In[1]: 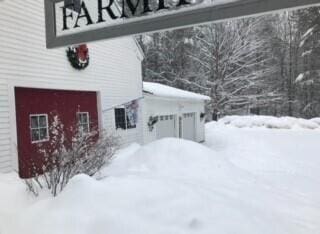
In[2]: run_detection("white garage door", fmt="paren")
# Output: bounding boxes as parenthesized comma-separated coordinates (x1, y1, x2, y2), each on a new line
(156, 115, 176, 139)
(182, 113, 196, 141)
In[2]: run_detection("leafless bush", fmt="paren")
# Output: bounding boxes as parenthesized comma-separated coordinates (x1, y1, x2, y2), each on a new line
(25, 115, 119, 197)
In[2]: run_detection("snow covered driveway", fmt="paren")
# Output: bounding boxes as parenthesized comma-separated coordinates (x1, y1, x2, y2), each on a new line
(205, 122, 320, 233)
(1, 120, 320, 234)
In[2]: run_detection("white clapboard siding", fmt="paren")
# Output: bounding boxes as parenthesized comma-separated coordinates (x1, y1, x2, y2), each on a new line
(0, 0, 144, 173)
(0, 150, 11, 158)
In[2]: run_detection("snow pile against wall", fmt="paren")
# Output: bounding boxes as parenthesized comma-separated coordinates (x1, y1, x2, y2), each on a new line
(1, 125, 320, 234)
(0, 140, 235, 234)
(219, 115, 320, 129)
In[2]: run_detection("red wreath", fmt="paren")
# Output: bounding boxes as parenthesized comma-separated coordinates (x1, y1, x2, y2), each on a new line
(66, 44, 89, 70)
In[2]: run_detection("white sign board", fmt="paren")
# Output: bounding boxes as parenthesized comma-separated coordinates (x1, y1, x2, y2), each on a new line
(45, 0, 320, 48)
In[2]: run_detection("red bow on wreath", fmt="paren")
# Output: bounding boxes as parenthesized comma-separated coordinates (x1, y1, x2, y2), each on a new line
(66, 44, 90, 70)
(76, 44, 89, 62)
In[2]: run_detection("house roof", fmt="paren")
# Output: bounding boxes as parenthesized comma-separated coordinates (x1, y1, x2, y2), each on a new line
(143, 82, 211, 101)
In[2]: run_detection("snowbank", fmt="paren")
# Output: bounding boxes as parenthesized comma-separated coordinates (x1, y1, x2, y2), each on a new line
(311, 117, 320, 125)
(219, 115, 320, 129)
(1, 125, 320, 234)
(0, 139, 238, 234)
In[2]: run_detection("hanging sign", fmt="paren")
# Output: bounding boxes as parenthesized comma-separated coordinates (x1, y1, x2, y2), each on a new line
(125, 100, 139, 126)
(45, 0, 320, 48)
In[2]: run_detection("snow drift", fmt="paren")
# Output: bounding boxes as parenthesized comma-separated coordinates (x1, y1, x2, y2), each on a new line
(219, 115, 320, 129)
(1, 121, 320, 234)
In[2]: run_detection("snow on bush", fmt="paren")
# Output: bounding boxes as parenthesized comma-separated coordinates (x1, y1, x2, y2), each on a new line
(219, 115, 320, 129)
(25, 115, 119, 197)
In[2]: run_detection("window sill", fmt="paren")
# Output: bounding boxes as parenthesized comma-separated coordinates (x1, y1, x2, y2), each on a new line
(116, 127, 137, 131)
(31, 138, 50, 144)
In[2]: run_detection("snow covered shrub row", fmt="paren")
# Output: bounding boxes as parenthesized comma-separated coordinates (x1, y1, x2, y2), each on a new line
(219, 115, 320, 130)
(25, 116, 119, 197)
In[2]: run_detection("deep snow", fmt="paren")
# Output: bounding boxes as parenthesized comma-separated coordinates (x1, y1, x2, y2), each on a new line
(1, 117, 320, 234)
(219, 115, 320, 129)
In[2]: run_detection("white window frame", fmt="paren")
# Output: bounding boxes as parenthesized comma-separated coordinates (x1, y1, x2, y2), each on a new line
(30, 114, 49, 144)
(77, 112, 90, 134)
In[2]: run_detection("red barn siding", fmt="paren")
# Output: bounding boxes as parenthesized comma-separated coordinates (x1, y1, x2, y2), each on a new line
(15, 87, 98, 178)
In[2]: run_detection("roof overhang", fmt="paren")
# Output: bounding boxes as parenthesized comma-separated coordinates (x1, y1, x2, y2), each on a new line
(143, 91, 211, 102)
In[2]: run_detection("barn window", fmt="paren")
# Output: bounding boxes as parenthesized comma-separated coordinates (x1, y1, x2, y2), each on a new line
(77, 112, 90, 134)
(114, 108, 136, 130)
(30, 114, 49, 143)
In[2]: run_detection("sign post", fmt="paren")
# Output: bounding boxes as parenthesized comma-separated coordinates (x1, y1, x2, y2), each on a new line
(45, 0, 320, 48)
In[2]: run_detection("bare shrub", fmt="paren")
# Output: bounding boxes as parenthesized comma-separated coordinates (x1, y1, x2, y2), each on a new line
(25, 115, 119, 197)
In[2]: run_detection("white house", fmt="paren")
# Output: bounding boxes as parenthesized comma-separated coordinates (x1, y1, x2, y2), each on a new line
(0, 1, 210, 178)
(142, 82, 210, 144)
(0, 0, 144, 178)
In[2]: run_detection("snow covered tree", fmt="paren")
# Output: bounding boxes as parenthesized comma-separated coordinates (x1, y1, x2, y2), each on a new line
(137, 28, 196, 87)
(294, 7, 320, 117)
(138, 6, 320, 118)
(139, 18, 277, 116)
(190, 18, 278, 115)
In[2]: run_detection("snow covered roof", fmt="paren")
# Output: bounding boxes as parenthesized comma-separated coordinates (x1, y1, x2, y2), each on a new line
(143, 82, 210, 101)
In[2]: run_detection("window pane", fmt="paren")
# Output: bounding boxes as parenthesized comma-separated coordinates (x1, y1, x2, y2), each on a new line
(39, 116, 47, 128)
(30, 116, 38, 128)
(79, 113, 84, 123)
(39, 128, 48, 140)
(82, 124, 89, 133)
(77, 113, 82, 123)
(115, 108, 126, 129)
(82, 113, 88, 123)
(31, 129, 40, 142)
(78, 113, 89, 125)
(79, 125, 84, 134)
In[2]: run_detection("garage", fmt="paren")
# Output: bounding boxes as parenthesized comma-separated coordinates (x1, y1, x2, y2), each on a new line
(15, 87, 99, 178)
(182, 113, 196, 141)
(142, 82, 210, 144)
(156, 115, 176, 139)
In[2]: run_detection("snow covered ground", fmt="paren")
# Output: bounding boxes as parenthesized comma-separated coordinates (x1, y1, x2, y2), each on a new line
(219, 115, 320, 129)
(1, 116, 320, 234)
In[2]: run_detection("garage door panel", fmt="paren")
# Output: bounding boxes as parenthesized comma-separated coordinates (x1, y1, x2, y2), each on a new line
(182, 113, 196, 141)
(156, 115, 176, 139)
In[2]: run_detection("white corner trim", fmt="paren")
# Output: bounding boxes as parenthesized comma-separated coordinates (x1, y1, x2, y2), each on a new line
(8, 84, 18, 171)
